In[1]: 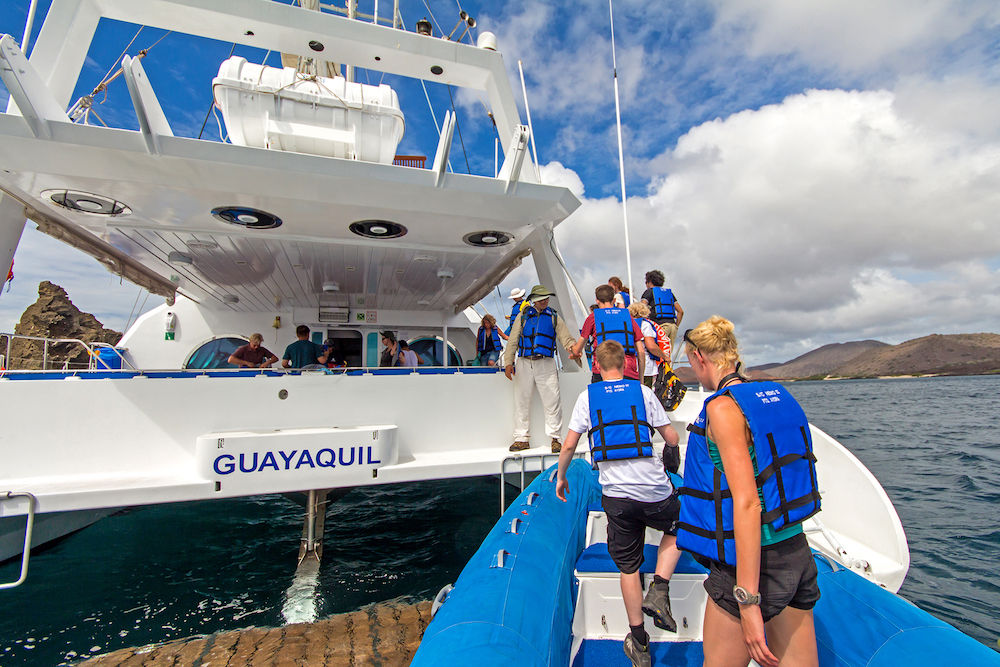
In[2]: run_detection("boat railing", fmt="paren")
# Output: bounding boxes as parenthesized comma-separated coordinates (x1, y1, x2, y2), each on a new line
(0, 363, 505, 379)
(499, 451, 589, 514)
(0, 332, 136, 371)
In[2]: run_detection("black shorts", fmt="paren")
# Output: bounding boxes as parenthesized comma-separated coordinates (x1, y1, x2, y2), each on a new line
(602, 493, 680, 575)
(703, 532, 820, 622)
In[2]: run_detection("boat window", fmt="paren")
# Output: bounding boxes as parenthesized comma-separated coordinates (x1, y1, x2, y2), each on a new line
(184, 336, 248, 370)
(408, 336, 463, 367)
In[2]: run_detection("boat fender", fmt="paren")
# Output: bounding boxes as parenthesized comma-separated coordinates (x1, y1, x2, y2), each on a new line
(431, 583, 453, 617)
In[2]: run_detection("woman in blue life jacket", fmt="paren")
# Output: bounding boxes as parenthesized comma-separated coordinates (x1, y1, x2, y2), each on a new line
(680, 317, 820, 667)
(476, 314, 508, 366)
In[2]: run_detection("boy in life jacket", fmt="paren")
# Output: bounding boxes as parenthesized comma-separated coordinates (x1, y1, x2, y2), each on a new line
(555, 340, 683, 667)
(571, 284, 646, 385)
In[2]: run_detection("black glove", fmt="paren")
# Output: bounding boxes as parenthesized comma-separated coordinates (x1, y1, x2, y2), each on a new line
(663, 445, 680, 474)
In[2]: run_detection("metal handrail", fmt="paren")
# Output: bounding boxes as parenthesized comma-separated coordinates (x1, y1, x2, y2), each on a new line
(0, 492, 36, 590)
(499, 451, 587, 514)
(0, 332, 136, 371)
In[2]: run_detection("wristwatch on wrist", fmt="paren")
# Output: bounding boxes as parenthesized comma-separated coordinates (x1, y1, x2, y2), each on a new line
(733, 585, 761, 606)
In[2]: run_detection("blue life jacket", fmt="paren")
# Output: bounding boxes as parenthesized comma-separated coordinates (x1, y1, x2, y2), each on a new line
(677, 381, 821, 566)
(618, 291, 631, 307)
(477, 326, 503, 353)
(587, 380, 654, 462)
(505, 300, 523, 335)
(518, 306, 557, 357)
(649, 287, 676, 321)
(592, 308, 637, 356)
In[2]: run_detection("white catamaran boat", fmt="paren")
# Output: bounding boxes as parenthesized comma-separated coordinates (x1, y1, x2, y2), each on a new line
(1, 1, 997, 664)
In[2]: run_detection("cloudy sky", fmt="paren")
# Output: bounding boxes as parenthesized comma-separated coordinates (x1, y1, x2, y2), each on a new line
(2, 0, 999, 364)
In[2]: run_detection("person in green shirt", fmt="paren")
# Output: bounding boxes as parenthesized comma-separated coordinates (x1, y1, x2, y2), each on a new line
(282, 325, 327, 368)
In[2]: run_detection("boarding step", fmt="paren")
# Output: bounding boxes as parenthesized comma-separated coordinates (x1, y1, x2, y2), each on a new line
(573, 510, 708, 643)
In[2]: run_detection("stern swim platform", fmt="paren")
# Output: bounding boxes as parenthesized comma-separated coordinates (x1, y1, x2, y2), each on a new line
(415, 462, 1000, 666)
(0, 365, 588, 516)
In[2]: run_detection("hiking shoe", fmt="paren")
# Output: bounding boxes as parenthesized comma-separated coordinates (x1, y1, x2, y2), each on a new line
(509, 440, 530, 452)
(642, 579, 677, 632)
(551, 439, 562, 453)
(623, 633, 651, 667)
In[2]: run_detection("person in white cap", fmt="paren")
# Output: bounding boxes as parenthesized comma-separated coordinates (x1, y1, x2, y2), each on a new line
(502, 285, 577, 453)
(504, 287, 527, 336)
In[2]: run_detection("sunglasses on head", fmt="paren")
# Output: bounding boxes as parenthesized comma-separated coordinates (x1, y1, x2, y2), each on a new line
(682, 328, 696, 348)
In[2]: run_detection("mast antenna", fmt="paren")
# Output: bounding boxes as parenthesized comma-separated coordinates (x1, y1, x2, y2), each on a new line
(609, 0, 634, 297)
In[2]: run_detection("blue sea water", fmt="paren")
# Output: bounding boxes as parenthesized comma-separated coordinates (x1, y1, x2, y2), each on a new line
(1, 375, 999, 664)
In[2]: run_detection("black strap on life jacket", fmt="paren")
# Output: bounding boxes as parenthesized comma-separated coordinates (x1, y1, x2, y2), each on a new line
(588, 405, 653, 460)
(687, 423, 706, 437)
(757, 425, 822, 525)
(677, 467, 735, 563)
(594, 318, 636, 356)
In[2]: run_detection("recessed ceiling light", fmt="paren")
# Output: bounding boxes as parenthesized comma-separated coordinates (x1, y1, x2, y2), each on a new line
(187, 239, 218, 250)
(234, 259, 248, 265)
(44, 189, 131, 216)
(417, 299, 431, 306)
(464, 230, 513, 247)
(212, 206, 282, 229)
(223, 294, 239, 304)
(437, 268, 454, 279)
(414, 255, 435, 262)
(345, 265, 356, 271)
(167, 251, 193, 265)
(322, 281, 340, 292)
(349, 220, 406, 239)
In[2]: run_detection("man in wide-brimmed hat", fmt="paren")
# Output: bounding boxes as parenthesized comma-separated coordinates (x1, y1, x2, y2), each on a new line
(502, 285, 577, 453)
(504, 287, 527, 336)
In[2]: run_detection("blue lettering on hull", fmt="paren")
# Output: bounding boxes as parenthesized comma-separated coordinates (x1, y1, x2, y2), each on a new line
(214, 446, 382, 475)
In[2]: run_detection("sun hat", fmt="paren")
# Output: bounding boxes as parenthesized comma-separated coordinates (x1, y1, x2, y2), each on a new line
(527, 285, 556, 303)
(509, 287, 526, 300)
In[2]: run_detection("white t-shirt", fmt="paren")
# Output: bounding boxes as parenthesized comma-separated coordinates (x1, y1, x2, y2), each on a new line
(568, 381, 673, 502)
(401, 350, 418, 367)
(639, 319, 658, 377)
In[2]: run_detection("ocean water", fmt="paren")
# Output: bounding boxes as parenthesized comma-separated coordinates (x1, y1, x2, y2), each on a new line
(1, 375, 999, 663)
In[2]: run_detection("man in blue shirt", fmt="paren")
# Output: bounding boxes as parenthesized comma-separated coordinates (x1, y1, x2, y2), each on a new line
(282, 325, 328, 368)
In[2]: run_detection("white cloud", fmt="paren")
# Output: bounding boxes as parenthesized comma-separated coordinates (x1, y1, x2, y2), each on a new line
(710, 0, 1000, 76)
(528, 86, 1000, 364)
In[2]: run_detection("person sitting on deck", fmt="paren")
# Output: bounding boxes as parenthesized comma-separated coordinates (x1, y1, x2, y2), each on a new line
(476, 313, 508, 366)
(282, 325, 328, 369)
(228, 333, 278, 369)
(556, 340, 683, 667)
(572, 284, 646, 384)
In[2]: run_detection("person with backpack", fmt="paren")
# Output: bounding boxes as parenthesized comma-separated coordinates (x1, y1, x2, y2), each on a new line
(640, 270, 683, 350)
(628, 301, 664, 388)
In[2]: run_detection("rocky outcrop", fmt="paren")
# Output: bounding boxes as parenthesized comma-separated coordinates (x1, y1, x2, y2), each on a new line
(78, 599, 433, 666)
(1, 281, 121, 370)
